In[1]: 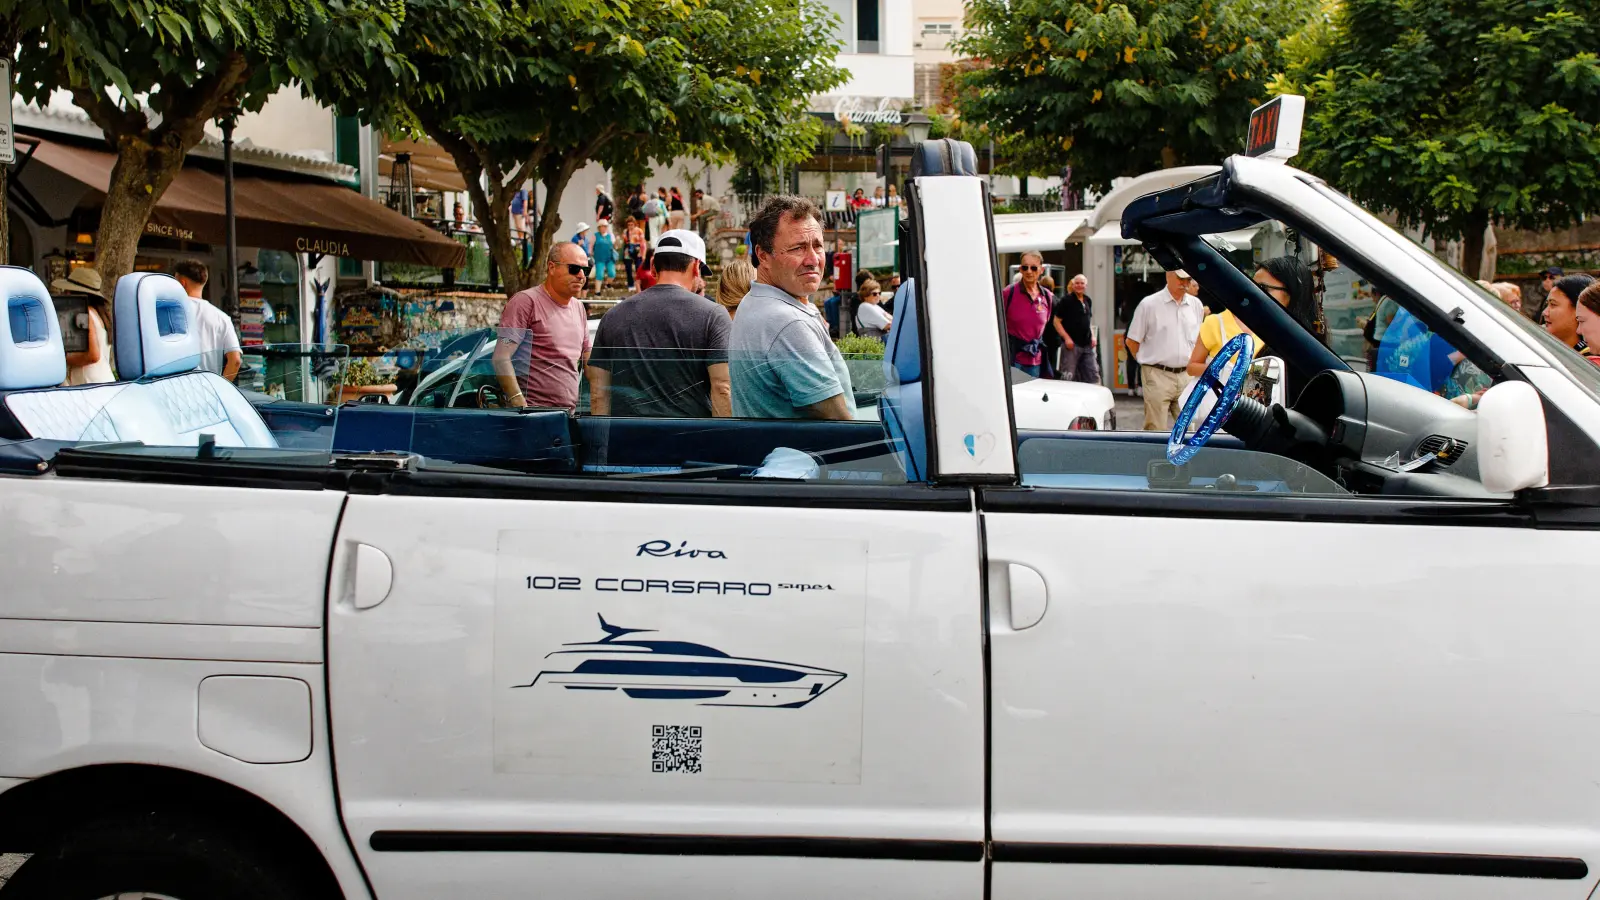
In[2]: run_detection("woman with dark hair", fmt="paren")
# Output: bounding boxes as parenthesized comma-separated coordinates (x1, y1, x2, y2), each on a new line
(1185, 255, 1315, 376)
(635, 246, 658, 290)
(1573, 281, 1600, 364)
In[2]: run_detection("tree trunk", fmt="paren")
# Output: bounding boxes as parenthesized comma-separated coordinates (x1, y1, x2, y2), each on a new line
(1160, 146, 1178, 168)
(527, 156, 582, 285)
(95, 137, 189, 293)
(427, 125, 541, 295)
(1460, 213, 1489, 281)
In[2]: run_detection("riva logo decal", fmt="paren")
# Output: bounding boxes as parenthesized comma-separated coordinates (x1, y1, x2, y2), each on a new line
(513, 614, 846, 709)
(637, 539, 727, 559)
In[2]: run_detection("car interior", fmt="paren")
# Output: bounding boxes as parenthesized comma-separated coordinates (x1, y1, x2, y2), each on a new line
(0, 159, 1588, 499)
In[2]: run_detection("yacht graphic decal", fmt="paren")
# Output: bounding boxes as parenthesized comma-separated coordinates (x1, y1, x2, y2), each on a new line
(513, 615, 847, 709)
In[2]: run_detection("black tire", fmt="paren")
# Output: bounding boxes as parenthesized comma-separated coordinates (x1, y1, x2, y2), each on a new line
(1, 810, 324, 900)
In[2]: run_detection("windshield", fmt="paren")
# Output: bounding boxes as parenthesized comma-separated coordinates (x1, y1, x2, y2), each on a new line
(1306, 180, 1600, 400)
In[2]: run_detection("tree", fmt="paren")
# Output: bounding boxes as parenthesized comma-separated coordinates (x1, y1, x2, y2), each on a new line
(0, 2, 47, 264)
(954, 0, 1314, 191)
(1280, 0, 1600, 279)
(14, 0, 403, 298)
(317, 0, 844, 291)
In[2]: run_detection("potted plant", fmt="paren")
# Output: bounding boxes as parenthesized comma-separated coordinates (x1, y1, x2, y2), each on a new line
(336, 356, 398, 404)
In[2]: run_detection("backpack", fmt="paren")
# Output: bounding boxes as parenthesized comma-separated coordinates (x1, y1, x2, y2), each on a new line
(642, 197, 665, 217)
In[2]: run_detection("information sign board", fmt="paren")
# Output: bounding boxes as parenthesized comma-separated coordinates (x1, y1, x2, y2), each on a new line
(0, 60, 13, 165)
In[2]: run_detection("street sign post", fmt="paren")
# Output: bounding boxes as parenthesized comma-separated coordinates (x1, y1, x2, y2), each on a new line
(1245, 94, 1305, 162)
(0, 59, 13, 165)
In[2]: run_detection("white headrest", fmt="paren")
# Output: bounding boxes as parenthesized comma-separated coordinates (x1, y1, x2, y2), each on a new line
(0, 266, 67, 391)
(114, 273, 201, 379)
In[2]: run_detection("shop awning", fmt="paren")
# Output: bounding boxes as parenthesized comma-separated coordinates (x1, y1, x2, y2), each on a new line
(24, 136, 467, 269)
(1087, 222, 1141, 246)
(380, 137, 470, 193)
(992, 210, 1092, 254)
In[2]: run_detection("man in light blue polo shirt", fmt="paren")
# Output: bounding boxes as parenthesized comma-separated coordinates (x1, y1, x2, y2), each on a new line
(729, 196, 855, 419)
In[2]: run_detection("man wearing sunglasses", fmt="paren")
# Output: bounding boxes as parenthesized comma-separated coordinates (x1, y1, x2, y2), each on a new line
(492, 242, 593, 410)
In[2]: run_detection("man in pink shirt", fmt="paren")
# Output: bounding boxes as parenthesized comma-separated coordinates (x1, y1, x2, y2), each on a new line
(493, 242, 593, 410)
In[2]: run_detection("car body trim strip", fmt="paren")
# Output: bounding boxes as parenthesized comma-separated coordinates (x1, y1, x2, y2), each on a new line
(368, 831, 984, 861)
(989, 842, 1588, 879)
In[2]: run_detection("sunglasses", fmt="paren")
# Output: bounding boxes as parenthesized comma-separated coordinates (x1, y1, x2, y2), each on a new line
(554, 262, 592, 277)
(1253, 280, 1287, 294)
(1020, 265, 1041, 271)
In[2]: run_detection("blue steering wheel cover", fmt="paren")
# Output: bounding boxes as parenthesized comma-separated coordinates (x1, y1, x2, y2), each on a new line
(1167, 332, 1255, 465)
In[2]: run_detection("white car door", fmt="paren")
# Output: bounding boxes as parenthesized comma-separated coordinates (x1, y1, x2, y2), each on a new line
(984, 241, 1600, 896)
(326, 423, 984, 900)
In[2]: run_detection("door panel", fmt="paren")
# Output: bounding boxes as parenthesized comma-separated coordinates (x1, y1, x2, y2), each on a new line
(985, 507, 1600, 898)
(330, 493, 984, 900)
(0, 478, 343, 627)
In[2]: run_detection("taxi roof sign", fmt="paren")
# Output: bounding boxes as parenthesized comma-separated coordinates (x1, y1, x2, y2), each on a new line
(1245, 94, 1305, 162)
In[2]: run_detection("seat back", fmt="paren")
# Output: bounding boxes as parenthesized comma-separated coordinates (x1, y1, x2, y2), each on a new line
(114, 272, 199, 379)
(0, 266, 67, 391)
(879, 277, 927, 481)
(0, 266, 76, 440)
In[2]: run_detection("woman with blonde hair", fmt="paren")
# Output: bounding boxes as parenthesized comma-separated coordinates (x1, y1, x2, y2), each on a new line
(716, 259, 755, 319)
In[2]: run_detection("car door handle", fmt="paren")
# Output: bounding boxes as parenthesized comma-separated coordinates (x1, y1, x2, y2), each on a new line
(350, 542, 394, 610)
(1008, 563, 1048, 630)
(991, 561, 1049, 631)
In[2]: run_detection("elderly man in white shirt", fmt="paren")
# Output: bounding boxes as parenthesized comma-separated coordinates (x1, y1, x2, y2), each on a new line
(1125, 269, 1205, 431)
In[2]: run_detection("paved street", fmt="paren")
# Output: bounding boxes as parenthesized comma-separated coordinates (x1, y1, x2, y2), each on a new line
(0, 854, 24, 885)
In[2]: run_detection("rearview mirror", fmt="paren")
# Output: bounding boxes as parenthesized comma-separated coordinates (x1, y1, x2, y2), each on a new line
(1476, 381, 1549, 494)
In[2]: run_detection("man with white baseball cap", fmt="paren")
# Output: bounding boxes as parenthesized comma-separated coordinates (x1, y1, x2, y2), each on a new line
(586, 229, 732, 417)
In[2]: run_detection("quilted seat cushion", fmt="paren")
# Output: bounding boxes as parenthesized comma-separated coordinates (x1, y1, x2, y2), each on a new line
(3, 372, 276, 448)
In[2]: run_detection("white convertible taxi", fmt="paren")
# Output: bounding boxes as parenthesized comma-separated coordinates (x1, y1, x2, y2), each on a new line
(4, 116, 1600, 900)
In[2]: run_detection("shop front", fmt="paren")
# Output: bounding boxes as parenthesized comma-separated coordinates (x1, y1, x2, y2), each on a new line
(9, 127, 466, 398)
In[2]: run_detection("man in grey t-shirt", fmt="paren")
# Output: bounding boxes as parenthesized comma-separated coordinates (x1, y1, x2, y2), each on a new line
(588, 230, 731, 417)
(729, 196, 855, 419)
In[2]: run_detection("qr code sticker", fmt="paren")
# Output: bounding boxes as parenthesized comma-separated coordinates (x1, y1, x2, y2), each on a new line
(652, 724, 703, 774)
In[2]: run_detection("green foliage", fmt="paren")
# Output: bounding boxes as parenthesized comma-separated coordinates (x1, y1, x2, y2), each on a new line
(954, 0, 1315, 189)
(1283, 0, 1600, 259)
(16, 0, 403, 124)
(836, 333, 886, 358)
(310, 0, 845, 288)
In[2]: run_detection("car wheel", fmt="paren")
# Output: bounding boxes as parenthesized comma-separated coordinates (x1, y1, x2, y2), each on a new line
(1, 811, 321, 900)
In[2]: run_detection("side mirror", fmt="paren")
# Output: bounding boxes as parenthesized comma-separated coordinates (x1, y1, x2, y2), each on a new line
(1476, 381, 1549, 494)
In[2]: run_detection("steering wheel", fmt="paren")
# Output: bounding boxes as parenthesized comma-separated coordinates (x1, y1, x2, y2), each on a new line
(1168, 332, 1255, 465)
(476, 383, 508, 409)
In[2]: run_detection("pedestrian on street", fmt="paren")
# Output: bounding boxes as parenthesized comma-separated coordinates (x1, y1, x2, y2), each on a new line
(855, 278, 892, 340)
(692, 189, 721, 237)
(52, 267, 115, 385)
(1052, 273, 1099, 385)
(644, 190, 668, 242)
(510, 188, 528, 239)
(1125, 269, 1204, 431)
(717, 258, 755, 320)
(492, 242, 592, 411)
(1543, 274, 1593, 352)
(570, 222, 593, 256)
(730, 195, 855, 420)
(595, 185, 614, 223)
(592, 220, 619, 288)
(1004, 252, 1053, 377)
(668, 187, 687, 230)
(588, 229, 731, 418)
(172, 259, 242, 381)
(636, 247, 659, 291)
(1491, 282, 1523, 315)
(624, 218, 646, 289)
(1575, 282, 1600, 366)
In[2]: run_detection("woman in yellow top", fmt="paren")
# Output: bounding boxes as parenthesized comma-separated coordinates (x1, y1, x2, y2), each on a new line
(1185, 256, 1316, 376)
